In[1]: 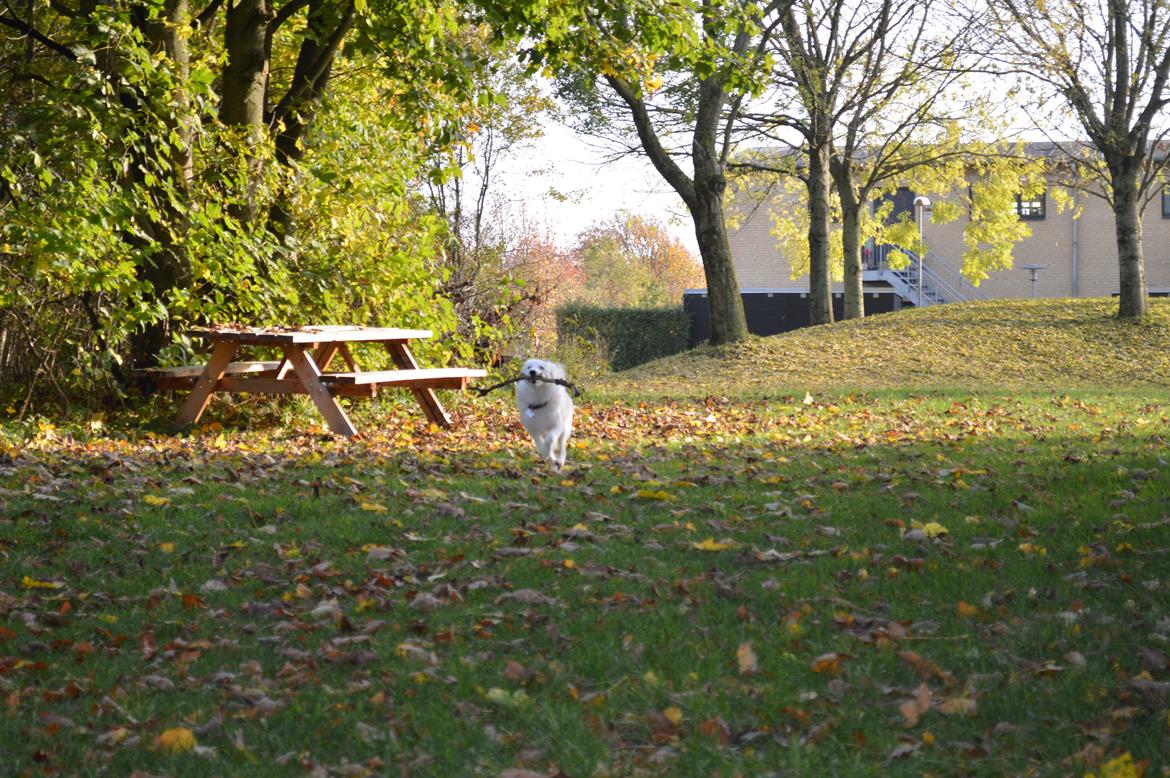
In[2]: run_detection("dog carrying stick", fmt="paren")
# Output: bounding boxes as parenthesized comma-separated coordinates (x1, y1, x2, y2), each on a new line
(474, 375, 583, 398)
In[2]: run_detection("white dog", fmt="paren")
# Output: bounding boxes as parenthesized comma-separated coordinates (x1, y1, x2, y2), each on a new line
(515, 358, 574, 470)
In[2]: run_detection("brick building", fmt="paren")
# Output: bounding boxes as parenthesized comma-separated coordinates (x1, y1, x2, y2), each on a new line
(723, 162, 1170, 305)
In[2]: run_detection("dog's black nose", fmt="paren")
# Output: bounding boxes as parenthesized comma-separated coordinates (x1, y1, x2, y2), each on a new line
(528, 369, 537, 377)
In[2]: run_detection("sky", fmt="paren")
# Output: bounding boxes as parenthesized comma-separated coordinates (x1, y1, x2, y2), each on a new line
(493, 119, 701, 255)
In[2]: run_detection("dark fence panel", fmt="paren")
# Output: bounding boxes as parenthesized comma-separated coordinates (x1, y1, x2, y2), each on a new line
(683, 291, 903, 347)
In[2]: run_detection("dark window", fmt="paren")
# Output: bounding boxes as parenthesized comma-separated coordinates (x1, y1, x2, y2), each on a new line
(1163, 186, 1170, 218)
(1016, 192, 1046, 220)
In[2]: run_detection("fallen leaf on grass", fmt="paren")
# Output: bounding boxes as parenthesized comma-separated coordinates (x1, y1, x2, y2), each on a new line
(937, 693, 977, 716)
(811, 652, 849, 675)
(898, 650, 950, 680)
(21, 576, 63, 590)
(699, 716, 731, 744)
(899, 683, 932, 727)
(153, 727, 196, 753)
(956, 601, 979, 618)
(495, 589, 559, 607)
(737, 641, 759, 675)
(692, 538, 735, 552)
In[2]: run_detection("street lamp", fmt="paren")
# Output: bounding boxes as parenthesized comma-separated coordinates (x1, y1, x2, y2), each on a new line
(1021, 263, 1046, 299)
(913, 196, 932, 306)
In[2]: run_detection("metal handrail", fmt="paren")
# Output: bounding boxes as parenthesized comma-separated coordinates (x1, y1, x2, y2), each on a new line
(922, 250, 988, 303)
(869, 244, 986, 305)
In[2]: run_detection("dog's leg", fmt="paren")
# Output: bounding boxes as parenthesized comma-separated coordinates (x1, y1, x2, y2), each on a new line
(534, 432, 553, 464)
(553, 426, 570, 469)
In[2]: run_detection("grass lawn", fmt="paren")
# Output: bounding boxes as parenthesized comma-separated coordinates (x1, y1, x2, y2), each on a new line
(2, 299, 1170, 777)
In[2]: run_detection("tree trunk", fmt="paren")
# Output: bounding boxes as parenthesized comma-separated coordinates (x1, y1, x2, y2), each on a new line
(806, 141, 834, 325)
(221, 0, 271, 225)
(1111, 165, 1147, 319)
(129, 0, 194, 366)
(269, 0, 354, 236)
(604, 73, 748, 346)
(690, 178, 748, 346)
(832, 156, 864, 319)
(221, 0, 270, 129)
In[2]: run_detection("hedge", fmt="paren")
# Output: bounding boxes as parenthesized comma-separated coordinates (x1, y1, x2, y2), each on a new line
(555, 303, 691, 372)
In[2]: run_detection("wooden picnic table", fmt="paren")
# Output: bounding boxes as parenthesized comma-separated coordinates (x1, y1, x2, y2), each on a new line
(134, 325, 485, 437)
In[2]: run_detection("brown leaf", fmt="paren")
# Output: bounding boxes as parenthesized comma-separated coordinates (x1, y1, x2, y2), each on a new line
(698, 716, 731, 744)
(495, 589, 559, 607)
(1137, 648, 1170, 673)
(736, 641, 759, 675)
(645, 711, 678, 742)
(887, 742, 920, 761)
(503, 660, 530, 683)
(898, 683, 932, 727)
(937, 693, 977, 716)
(897, 650, 949, 680)
(810, 652, 849, 675)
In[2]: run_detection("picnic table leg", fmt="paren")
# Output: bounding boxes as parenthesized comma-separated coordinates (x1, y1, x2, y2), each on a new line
(283, 344, 358, 437)
(277, 343, 335, 379)
(175, 341, 239, 429)
(314, 343, 340, 371)
(384, 341, 451, 428)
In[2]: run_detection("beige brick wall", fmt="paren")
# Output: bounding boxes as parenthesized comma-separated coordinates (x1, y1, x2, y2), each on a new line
(727, 194, 795, 289)
(727, 181, 1170, 298)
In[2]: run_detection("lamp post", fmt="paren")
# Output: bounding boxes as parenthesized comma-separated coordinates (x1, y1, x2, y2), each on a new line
(1021, 263, 1045, 299)
(913, 196, 932, 306)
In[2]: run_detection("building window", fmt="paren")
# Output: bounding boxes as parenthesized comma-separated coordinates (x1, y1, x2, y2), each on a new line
(1016, 192, 1046, 220)
(1163, 186, 1170, 218)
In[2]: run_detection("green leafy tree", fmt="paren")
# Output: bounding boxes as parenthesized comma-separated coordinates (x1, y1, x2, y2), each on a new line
(762, 148, 1050, 291)
(482, 0, 790, 345)
(0, 0, 519, 404)
(987, 0, 1170, 319)
(736, 0, 990, 320)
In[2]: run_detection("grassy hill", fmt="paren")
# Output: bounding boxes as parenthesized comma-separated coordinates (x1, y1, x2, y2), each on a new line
(600, 298, 1170, 396)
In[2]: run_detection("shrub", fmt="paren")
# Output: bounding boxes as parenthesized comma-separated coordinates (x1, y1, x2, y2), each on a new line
(555, 304, 690, 372)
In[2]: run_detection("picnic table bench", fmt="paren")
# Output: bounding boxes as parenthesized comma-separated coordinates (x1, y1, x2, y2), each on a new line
(132, 325, 485, 437)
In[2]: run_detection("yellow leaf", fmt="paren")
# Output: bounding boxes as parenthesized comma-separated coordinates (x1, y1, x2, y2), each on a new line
(635, 489, 675, 501)
(562, 559, 576, 569)
(956, 601, 979, 618)
(154, 726, 196, 753)
(159, 542, 176, 554)
(359, 501, 387, 513)
(692, 538, 733, 552)
(922, 522, 948, 538)
(663, 706, 684, 726)
(144, 495, 171, 507)
(21, 576, 63, 590)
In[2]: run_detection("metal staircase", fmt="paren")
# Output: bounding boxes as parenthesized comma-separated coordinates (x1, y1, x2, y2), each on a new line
(864, 245, 986, 307)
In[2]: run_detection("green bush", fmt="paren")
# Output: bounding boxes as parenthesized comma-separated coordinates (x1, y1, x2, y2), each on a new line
(555, 304, 690, 372)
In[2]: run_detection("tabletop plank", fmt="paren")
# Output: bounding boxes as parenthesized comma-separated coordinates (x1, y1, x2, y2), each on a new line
(190, 326, 433, 344)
